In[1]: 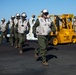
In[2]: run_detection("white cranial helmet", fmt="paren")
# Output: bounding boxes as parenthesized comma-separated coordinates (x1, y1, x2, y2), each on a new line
(21, 12, 27, 18)
(43, 9, 48, 13)
(1, 18, 5, 21)
(41, 9, 49, 15)
(16, 13, 20, 17)
(11, 15, 15, 19)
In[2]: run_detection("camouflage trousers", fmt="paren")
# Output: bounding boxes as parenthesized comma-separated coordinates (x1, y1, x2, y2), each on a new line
(35, 35, 48, 62)
(10, 32, 15, 45)
(14, 32, 19, 47)
(0, 32, 7, 43)
(18, 33, 26, 49)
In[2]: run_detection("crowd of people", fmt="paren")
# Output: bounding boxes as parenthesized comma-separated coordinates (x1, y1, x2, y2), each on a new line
(0, 12, 36, 53)
(0, 9, 76, 66)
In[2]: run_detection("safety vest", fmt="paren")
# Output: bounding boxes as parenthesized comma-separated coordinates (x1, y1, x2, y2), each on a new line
(14, 19, 20, 28)
(36, 17, 52, 35)
(9, 19, 15, 29)
(0, 22, 6, 32)
(18, 19, 28, 34)
(14, 19, 18, 25)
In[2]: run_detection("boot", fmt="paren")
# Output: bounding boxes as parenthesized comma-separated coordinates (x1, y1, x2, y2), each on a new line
(11, 43, 13, 46)
(41, 61, 49, 66)
(19, 50, 23, 54)
(15, 46, 19, 48)
(35, 53, 39, 60)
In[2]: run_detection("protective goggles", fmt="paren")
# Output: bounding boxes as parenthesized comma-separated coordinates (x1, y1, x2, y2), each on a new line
(43, 12, 49, 16)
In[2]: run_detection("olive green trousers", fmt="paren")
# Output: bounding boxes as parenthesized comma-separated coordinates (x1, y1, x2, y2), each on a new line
(35, 35, 48, 62)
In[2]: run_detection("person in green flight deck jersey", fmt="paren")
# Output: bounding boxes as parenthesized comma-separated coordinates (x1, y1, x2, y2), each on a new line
(33, 9, 56, 66)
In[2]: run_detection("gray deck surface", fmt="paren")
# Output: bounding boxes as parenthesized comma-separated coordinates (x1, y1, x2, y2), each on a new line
(0, 41, 76, 75)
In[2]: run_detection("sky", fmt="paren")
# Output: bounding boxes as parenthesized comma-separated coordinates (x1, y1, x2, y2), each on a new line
(0, 0, 76, 21)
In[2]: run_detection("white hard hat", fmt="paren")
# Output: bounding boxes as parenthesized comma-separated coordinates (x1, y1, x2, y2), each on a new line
(43, 9, 48, 13)
(1, 18, 5, 21)
(16, 13, 20, 17)
(21, 12, 27, 18)
(32, 15, 35, 18)
(42, 9, 49, 15)
(11, 15, 15, 18)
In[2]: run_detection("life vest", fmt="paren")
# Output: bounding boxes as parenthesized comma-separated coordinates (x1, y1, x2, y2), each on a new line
(18, 19, 28, 33)
(36, 17, 52, 35)
(0, 22, 6, 32)
(9, 19, 15, 29)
